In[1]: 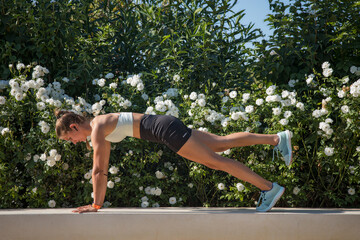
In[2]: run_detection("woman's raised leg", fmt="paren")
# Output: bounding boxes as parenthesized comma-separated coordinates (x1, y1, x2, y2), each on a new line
(191, 130, 279, 152)
(177, 134, 273, 191)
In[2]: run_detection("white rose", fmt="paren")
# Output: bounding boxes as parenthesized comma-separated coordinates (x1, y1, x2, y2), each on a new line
(341, 105, 349, 114)
(223, 149, 231, 155)
(337, 90, 346, 98)
(107, 181, 115, 188)
(197, 99, 206, 107)
(325, 118, 333, 124)
(33, 154, 40, 162)
(272, 107, 282, 116)
(245, 105, 254, 113)
(48, 200, 56, 208)
(16, 63, 25, 70)
(0, 96, 5, 105)
(145, 186, 151, 195)
(255, 99, 264, 106)
(349, 166, 355, 174)
(342, 77, 349, 84)
(39, 153, 47, 161)
(229, 91, 237, 99)
(141, 93, 149, 100)
(173, 74, 180, 82)
(325, 128, 333, 135)
(198, 93, 205, 99)
(266, 85, 276, 95)
(293, 187, 300, 195)
(236, 183, 245, 191)
(36, 102, 46, 110)
(109, 166, 119, 174)
(319, 122, 330, 131)
(155, 170, 165, 179)
(231, 112, 240, 120)
(281, 90, 290, 98)
(222, 96, 229, 103)
(105, 73, 114, 79)
(47, 159, 56, 167)
(54, 154, 61, 161)
(141, 201, 149, 208)
(288, 79, 297, 87)
(63, 163, 69, 170)
(350, 66, 357, 74)
(109, 83, 117, 89)
(242, 93, 250, 102)
(348, 188, 355, 196)
(137, 82, 144, 91)
(84, 172, 92, 180)
(322, 61, 331, 69)
(284, 111, 292, 119)
(189, 92, 197, 100)
(169, 197, 177, 205)
(306, 74, 314, 85)
(154, 187, 162, 196)
(49, 149, 57, 157)
(323, 68, 333, 77)
(279, 118, 289, 126)
(217, 183, 225, 190)
(324, 147, 334, 156)
(97, 78, 105, 87)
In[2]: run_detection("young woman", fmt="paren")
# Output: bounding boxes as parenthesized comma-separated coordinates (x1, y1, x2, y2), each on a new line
(55, 111, 293, 213)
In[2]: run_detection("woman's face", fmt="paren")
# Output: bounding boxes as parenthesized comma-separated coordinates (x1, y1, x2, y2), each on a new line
(60, 125, 87, 145)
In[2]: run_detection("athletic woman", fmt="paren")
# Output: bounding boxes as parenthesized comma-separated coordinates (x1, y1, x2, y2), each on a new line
(54, 111, 293, 213)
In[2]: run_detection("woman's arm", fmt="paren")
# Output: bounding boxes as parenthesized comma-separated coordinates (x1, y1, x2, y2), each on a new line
(73, 124, 111, 213)
(91, 134, 111, 207)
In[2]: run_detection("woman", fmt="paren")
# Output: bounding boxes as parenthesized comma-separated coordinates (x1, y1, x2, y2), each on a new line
(55, 111, 293, 213)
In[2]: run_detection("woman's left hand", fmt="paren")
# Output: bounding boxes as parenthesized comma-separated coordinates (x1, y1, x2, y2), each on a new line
(72, 204, 98, 213)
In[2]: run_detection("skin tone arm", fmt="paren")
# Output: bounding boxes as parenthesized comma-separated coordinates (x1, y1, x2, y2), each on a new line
(73, 123, 111, 213)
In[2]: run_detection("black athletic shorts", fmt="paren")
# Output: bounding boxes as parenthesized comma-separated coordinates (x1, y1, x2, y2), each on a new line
(139, 114, 192, 153)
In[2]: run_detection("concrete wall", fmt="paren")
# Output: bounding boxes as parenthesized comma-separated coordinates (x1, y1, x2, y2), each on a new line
(1, 208, 360, 240)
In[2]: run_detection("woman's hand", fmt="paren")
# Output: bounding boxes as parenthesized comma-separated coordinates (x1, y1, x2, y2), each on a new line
(72, 204, 98, 213)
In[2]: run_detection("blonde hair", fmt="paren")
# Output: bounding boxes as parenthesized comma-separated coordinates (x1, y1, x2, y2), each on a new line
(54, 110, 92, 150)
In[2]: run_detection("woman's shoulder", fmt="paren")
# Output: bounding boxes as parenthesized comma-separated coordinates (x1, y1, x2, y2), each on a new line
(92, 113, 115, 125)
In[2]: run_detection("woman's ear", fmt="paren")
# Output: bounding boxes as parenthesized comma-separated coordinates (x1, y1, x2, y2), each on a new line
(69, 123, 78, 131)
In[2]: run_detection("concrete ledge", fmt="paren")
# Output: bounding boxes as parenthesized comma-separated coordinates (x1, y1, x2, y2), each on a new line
(1, 208, 360, 240)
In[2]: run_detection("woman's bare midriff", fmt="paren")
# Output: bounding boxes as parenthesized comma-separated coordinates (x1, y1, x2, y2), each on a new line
(132, 113, 144, 139)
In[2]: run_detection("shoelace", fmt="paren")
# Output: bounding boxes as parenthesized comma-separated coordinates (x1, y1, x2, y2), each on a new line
(256, 191, 267, 207)
(272, 146, 280, 162)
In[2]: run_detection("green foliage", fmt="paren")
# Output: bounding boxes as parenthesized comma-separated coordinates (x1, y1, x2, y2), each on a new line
(1, 0, 259, 97)
(253, 0, 360, 85)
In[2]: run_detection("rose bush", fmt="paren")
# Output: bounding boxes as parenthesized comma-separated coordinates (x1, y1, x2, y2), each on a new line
(1, 0, 359, 209)
(1, 60, 359, 209)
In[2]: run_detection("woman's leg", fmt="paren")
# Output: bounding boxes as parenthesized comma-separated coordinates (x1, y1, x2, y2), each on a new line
(192, 130, 279, 153)
(177, 134, 273, 191)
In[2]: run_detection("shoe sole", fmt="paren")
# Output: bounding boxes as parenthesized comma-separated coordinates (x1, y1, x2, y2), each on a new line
(285, 130, 293, 166)
(259, 186, 285, 212)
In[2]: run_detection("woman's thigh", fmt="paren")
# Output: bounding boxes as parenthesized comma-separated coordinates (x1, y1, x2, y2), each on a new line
(177, 133, 224, 170)
(191, 130, 229, 152)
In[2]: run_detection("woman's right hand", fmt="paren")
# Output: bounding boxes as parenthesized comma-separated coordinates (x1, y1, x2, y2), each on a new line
(72, 204, 98, 213)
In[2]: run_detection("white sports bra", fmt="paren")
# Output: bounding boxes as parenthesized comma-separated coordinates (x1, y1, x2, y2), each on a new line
(91, 112, 134, 143)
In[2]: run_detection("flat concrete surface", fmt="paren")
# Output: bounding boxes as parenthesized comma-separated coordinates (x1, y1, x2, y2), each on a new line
(1, 208, 360, 240)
